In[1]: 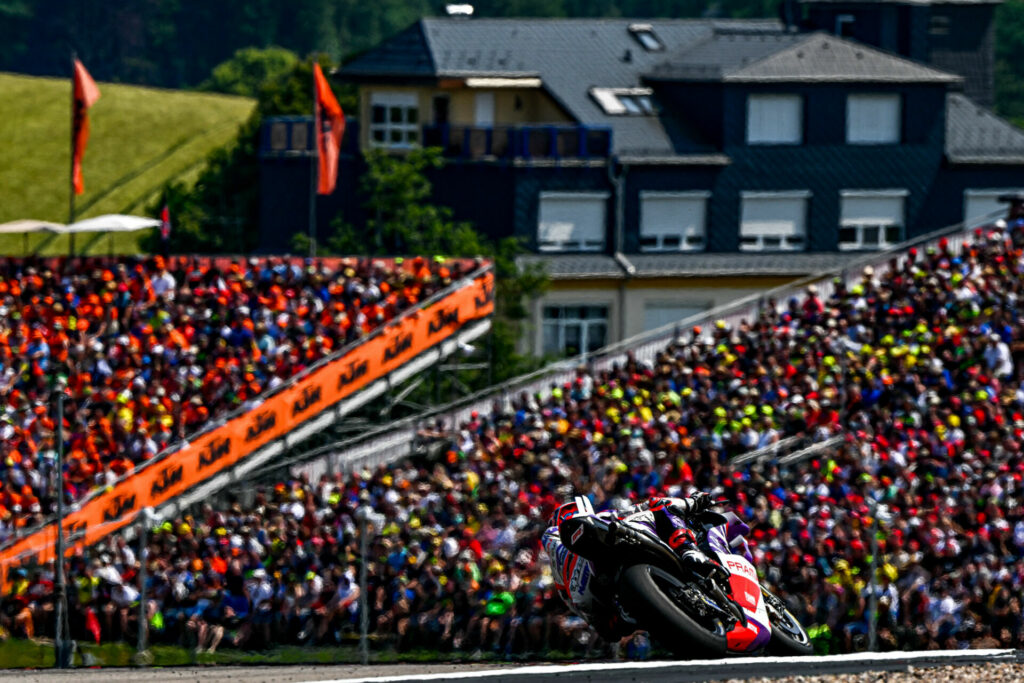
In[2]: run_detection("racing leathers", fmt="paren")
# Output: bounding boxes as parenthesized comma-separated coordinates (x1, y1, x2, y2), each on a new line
(542, 493, 750, 639)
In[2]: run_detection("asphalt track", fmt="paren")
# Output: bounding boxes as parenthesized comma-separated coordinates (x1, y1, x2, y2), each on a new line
(2, 650, 1021, 683)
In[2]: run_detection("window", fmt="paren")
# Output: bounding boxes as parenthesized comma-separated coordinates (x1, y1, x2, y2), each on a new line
(590, 87, 656, 116)
(739, 191, 810, 251)
(542, 305, 609, 356)
(537, 192, 608, 252)
(964, 189, 1020, 224)
(474, 92, 494, 125)
(628, 24, 664, 51)
(639, 192, 709, 252)
(369, 92, 419, 148)
(929, 14, 950, 36)
(839, 190, 906, 250)
(643, 302, 708, 332)
(847, 94, 901, 144)
(835, 14, 855, 37)
(747, 95, 802, 145)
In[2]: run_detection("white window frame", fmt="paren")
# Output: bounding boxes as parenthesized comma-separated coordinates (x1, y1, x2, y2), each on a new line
(746, 94, 803, 145)
(537, 191, 608, 252)
(590, 87, 656, 116)
(964, 189, 1020, 225)
(839, 189, 907, 251)
(846, 93, 901, 145)
(628, 24, 665, 51)
(639, 191, 709, 252)
(541, 304, 610, 356)
(474, 91, 495, 125)
(739, 190, 811, 252)
(369, 91, 420, 149)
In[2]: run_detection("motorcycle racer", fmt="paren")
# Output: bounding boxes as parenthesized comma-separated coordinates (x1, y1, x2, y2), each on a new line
(542, 492, 750, 640)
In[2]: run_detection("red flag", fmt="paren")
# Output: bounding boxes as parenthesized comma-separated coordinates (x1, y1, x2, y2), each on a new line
(84, 607, 102, 644)
(160, 205, 172, 240)
(72, 59, 101, 195)
(313, 63, 345, 195)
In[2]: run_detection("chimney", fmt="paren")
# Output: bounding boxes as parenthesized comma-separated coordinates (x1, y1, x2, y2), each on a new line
(445, 4, 474, 18)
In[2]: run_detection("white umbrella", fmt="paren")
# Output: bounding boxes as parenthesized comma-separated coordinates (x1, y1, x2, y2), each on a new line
(0, 220, 63, 234)
(61, 214, 160, 233)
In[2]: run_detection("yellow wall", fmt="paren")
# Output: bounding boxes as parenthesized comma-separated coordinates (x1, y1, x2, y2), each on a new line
(358, 84, 573, 149)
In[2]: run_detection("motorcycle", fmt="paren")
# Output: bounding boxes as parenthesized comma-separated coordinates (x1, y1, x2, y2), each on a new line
(559, 508, 812, 658)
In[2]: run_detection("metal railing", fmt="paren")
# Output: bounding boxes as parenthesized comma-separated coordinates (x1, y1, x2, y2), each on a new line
(290, 209, 1007, 480)
(421, 124, 612, 161)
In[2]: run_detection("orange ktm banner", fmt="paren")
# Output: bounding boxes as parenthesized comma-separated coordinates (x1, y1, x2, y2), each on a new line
(313, 62, 345, 195)
(0, 269, 495, 588)
(72, 59, 101, 195)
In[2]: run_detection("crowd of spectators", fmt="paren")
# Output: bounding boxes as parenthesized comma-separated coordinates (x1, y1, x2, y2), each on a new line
(5, 221, 1024, 658)
(0, 255, 469, 539)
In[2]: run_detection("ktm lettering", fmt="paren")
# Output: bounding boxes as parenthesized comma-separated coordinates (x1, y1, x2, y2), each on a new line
(428, 307, 460, 335)
(103, 494, 136, 523)
(199, 437, 231, 469)
(475, 281, 495, 309)
(63, 520, 87, 540)
(337, 359, 368, 390)
(383, 333, 413, 362)
(151, 464, 184, 497)
(292, 385, 322, 416)
(245, 410, 276, 442)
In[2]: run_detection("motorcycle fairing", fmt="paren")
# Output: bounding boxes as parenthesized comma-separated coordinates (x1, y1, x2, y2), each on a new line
(716, 552, 772, 652)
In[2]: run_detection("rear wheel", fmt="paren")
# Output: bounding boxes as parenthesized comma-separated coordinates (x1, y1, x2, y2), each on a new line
(762, 587, 813, 656)
(618, 564, 727, 658)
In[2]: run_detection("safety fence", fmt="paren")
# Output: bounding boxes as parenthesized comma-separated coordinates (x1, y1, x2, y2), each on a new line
(290, 211, 1004, 481)
(0, 264, 495, 588)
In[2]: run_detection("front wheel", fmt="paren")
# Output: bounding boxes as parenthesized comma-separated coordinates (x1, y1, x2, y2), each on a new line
(618, 564, 727, 658)
(762, 587, 813, 655)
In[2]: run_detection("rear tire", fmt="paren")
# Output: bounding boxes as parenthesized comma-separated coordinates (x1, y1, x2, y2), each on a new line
(618, 564, 727, 658)
(763, 589, 813, 656)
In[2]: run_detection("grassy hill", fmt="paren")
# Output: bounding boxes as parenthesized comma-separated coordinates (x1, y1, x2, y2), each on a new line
(0, 72, 254, 255)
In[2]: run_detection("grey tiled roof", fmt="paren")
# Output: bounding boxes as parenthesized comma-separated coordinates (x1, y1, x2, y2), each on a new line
(650, 32, 961, 84)
(516, 254, 624, 279)
(945, 94, 1024, 164)
(342, 18, 781, 155)
(518, 252, 862, 279)
(627, 252, 863, 277)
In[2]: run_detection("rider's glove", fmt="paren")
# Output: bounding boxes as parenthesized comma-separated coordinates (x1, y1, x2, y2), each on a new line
(688, 492, 713, 513)
(668, 492, 713, 516)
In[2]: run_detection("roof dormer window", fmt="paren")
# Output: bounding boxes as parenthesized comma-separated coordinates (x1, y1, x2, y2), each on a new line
(629, 24, 664, 52)
(590, 87, 656, 116)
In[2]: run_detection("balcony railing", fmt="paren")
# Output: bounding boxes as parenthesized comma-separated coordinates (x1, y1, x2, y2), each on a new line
(422, 124, 612, 161)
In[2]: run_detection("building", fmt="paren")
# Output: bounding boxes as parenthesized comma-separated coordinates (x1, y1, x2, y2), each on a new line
(800, 0, 1000, 106)
(260, 6, 1024, 357)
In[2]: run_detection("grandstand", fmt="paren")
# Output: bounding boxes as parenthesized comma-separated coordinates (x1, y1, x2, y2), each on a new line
(3, 209, 1024, 661)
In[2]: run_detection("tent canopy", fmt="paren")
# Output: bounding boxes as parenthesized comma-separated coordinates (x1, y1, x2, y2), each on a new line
(0, 215, 160, 235)
(62, 214, 161, 234)
(0, 220, 63, 234)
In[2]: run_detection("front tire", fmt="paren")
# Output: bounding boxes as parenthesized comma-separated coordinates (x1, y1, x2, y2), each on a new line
(762, 588, 813, 656)
(618, 564, 727, 658)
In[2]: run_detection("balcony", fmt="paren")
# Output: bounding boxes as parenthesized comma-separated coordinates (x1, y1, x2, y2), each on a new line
(422, 124, 612, 161)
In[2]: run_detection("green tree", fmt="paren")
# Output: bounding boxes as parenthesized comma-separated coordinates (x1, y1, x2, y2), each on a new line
(996, 0, 1024, 121)
(199, 46, 300, 98)
(308, 147, 549, 385)
(147, 56, 354, 254)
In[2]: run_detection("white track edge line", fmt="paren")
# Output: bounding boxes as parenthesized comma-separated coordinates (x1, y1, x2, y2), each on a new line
(298, 649, 1016, 683)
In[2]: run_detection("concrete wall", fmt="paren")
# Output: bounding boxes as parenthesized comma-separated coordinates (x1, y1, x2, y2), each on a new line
(526, 275, 797, 355)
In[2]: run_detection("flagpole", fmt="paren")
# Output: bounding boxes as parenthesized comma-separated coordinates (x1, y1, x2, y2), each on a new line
(308, 63, 318, 258)
(69, 53, 77, 257)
